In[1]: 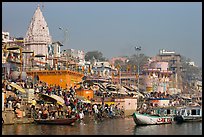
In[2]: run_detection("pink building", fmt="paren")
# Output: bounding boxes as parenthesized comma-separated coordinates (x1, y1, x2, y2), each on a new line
(109, 57, 128, 65)
(143, 61, 172, 93)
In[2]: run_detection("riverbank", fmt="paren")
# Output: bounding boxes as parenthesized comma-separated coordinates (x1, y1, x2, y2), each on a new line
(2, 117, 202, 135)
(2, 110, 34, 125)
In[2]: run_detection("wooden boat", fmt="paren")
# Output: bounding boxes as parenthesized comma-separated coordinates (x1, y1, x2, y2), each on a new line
(173, 106, 202, 123)
(132, 112, 173, 125)
(34, 117, 78, 125)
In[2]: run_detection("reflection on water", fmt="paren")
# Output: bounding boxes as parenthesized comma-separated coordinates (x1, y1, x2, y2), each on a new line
(133, 122, 202, 135)
(2, 118, 202, 135)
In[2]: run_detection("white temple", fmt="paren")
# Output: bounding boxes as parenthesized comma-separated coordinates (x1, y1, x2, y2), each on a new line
(24, 5, 52, 68)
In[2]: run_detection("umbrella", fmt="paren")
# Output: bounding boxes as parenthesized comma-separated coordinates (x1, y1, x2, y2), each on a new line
(22, 50, 34, 53)
(34, 54, 45, 57)
(93, 82, 106, 90)
(9, 83, 26, 93)
(76, 95, 91, 103)
(108, 90, 118, 94)
(81, 99, 91, 104)
(6, 46, 20, 50)
(106, 85, 117, 91)
(40, 94, 65, 106)
(118, 87, 128, 95)
(128, 91, 138, 95)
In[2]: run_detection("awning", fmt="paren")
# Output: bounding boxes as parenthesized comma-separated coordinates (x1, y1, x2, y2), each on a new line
(128, 91, 138, 95)
(9, 83, 26, 93)
(76, 95, 91, 103)
(81, 99, 91, 104)
(40, 94, 65, 106)
(118, 87, 128, 95)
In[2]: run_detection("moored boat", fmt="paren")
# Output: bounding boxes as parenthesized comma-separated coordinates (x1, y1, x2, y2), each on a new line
(132, 112, 173, 125)
(173, 106, 202, 123)
(34, 117, 78, 125)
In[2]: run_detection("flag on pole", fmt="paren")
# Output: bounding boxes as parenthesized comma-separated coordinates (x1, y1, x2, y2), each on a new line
(134, 65, 136, 71)
(88, 65, 91, 73)
(127, 65, 131, 72)
(112, 72, 114, 79)
(82, 66, 85, 72)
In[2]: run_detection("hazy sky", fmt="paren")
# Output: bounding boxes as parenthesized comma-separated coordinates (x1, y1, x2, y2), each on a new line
(2, 2, 202, 67)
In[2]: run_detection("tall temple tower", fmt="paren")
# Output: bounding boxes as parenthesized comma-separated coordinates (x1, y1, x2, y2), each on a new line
(24, 5, 52, 67)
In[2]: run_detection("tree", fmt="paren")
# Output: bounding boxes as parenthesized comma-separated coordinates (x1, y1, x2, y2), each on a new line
(85, 51, 106, 61)
(180, 55, 202, 82)
(127, 53, 149, 72)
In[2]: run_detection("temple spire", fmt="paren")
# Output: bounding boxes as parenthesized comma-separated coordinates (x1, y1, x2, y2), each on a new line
(24, 5, 52, 56)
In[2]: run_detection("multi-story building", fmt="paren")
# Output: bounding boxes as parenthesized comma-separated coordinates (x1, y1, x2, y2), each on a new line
(66, 49, 85, 63)
(142, 61, 173, 94)
(41, 41, 63, 69)
(154, 49, 183, 92)
(92, 61, 114, 78)
(2, 31, 24, 80)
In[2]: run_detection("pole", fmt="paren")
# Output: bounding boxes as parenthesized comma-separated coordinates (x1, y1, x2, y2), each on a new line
(59, 27, 68, 46)
(137, 51, 139, 92)
(135, 46, 141, 92)
(20, 48, 22, 81)
(120, 68, 121, 86)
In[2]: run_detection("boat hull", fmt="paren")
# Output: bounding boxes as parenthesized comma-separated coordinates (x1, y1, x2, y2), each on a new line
(174, 106, 202, 123)
(34, 117, 78, 125)
(174, 115, 202, 123)
(132, 112, 173, 125)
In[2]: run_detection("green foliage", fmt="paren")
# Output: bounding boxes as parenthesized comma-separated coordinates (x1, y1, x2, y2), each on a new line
(180, 55, 202, 82)
(85, 50, 106, 61)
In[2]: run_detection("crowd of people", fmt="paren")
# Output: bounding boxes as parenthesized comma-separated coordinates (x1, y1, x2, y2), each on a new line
(2, 79, 125, 122)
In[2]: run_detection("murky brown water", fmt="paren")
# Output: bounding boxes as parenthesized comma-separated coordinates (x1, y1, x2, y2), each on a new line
(2, 117, 202, 135)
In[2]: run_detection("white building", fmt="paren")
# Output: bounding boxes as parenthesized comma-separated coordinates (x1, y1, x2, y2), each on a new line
(2, 31, 13, 43)
(188, 61, 197, 67)
(159, 49, 175, 55)
(24, 5, 52, 67)
(92, 61, 116, 78)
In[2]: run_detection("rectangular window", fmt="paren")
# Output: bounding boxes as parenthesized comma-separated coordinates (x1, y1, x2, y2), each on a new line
(167, 109, 171, 114)
(181, 110, 185, 115)
(191, 109, 197, 115)
(197, 109, 200, 115)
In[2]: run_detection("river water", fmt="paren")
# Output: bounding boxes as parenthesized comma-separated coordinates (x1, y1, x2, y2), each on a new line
(2, 117, 202, 135)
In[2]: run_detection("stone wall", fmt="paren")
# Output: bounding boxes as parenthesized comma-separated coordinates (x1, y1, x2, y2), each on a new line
(2, 111, 15, 124)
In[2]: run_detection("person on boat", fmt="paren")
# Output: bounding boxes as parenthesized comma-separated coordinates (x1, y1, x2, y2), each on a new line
(49, 104, 56, 119)
(31, 98, 37, 111)
(79, 110, 84, 120)
(66, 106, 72, 118)
(57, 105, 64, 118)
(42, 108, 49, 119)
(38, 109, 42, 119)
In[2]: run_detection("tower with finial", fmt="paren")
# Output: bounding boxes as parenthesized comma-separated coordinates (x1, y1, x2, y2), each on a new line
(24, 4, 52, 66)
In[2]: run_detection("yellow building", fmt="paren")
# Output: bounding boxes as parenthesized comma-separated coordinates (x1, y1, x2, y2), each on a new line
(26, 70, 84, 88)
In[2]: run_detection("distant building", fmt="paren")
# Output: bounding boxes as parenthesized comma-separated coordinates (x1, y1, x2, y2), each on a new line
(143, 61, 173, 93)
(2, 31, 13, 43)
(47, 41, 63, 68)
(92, 61, 115, 78)
(187, 61, 197, 67)
(159, 49, 175, 55)
(109, 56, 128, 65)
(154, 49, 183, 92)
(66, 49, 85, 62)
